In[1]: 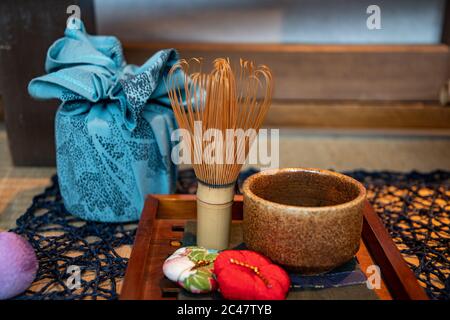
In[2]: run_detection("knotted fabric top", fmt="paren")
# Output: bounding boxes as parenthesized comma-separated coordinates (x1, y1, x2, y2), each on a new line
(28, 19, 184, 131)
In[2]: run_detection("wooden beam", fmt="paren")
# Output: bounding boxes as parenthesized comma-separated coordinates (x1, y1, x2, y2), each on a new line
(264, 101, 450, 129)
(124, 42, 449, 102)
(124, 42, 449, 54)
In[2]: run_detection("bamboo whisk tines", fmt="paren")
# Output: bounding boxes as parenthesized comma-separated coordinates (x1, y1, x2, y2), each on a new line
(167, 58, 273, 186)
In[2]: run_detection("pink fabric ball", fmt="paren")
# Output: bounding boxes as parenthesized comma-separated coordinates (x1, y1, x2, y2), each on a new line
(0, 232, 38, 299)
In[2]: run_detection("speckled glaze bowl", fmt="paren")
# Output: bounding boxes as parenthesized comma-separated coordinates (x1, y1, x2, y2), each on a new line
(242, 168, 366, 274)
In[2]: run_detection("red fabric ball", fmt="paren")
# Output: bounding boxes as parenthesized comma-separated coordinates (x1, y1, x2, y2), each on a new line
(213, 250, 290, 300)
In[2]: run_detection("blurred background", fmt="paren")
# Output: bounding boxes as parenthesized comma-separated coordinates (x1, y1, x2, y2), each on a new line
(0, 0, 449, 227)
(96, 0, 445, 44)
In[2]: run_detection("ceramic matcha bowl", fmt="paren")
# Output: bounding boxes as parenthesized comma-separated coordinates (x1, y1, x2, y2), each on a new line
(242, 168, 366, 274)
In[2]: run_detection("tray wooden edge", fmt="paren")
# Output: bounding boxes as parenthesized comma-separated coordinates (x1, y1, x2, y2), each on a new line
(120, 195, 428, 300)
(361, 202, 428, 300)
(120, 196, 159, 300)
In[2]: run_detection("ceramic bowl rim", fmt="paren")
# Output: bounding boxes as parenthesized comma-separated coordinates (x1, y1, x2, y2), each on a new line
(242, 167, 366, 212)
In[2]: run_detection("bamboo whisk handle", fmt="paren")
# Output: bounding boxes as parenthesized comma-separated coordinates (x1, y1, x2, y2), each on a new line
(196, 182, 235, 250)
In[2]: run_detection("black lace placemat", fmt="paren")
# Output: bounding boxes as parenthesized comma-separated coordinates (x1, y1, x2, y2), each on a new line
(345, 170, 450, 300)
(11, 175, 137, 300)
(10, 169, 450, 300)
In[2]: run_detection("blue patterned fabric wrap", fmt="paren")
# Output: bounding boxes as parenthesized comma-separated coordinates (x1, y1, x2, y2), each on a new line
(28, 21, 186, 222)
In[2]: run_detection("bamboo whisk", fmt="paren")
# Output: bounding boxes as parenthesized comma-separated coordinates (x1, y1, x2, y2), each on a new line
(167, 58, 273, 249)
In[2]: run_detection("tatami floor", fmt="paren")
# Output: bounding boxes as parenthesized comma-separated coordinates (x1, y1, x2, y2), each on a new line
(1, 123, 450, 230)
(0, 124, 55, 230)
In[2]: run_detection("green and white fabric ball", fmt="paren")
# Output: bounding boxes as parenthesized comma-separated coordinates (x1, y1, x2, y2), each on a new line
(163, 246, 218, 293)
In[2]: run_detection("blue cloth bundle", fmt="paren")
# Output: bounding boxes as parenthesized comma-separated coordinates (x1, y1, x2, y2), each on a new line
(28, 21, 185, 222)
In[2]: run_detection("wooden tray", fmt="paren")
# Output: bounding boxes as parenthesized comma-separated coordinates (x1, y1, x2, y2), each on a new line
(120, 195, 428, 300)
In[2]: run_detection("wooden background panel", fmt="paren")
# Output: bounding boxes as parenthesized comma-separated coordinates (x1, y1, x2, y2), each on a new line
(0, 0, 95, 166)
(0, 97, 4, 122)
(124, 43, 449, 101)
